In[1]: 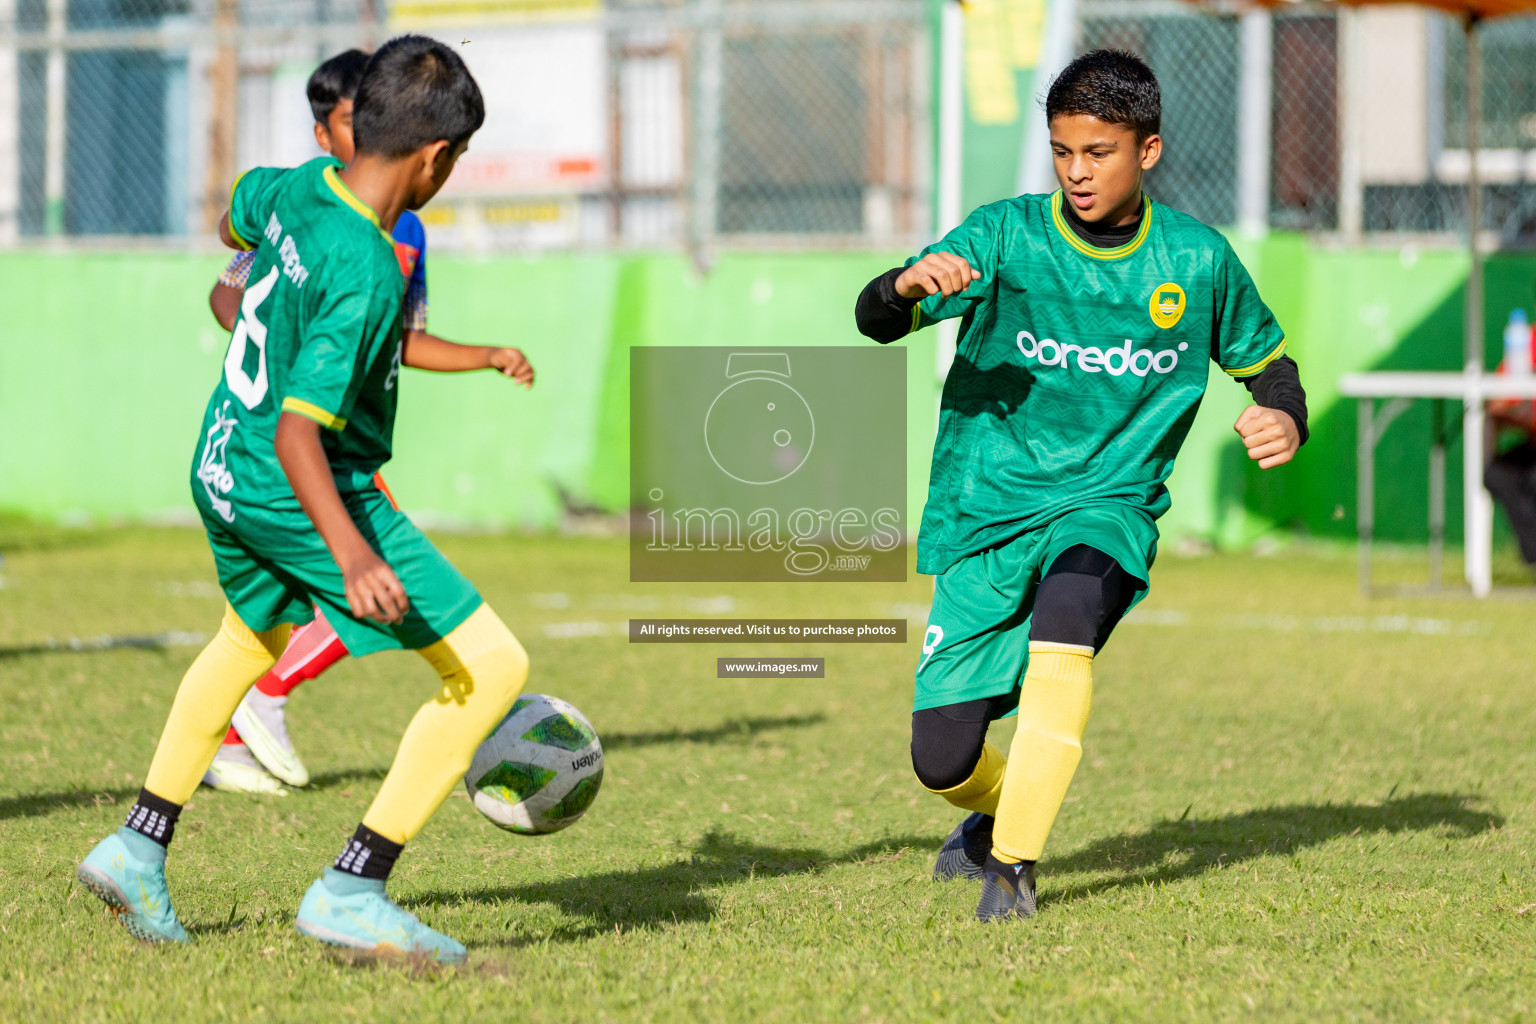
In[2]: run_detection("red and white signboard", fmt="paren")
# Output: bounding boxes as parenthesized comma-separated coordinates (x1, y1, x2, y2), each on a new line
(444, 23, 608, 196)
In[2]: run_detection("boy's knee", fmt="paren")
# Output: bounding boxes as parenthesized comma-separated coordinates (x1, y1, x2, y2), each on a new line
(423, 604, 529, 709)
(911, 705, 989, 791)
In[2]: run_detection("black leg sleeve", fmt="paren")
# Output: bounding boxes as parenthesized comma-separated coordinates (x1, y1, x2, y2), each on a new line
(1028, 545, 1141, 651)
(911, 694, 1012, 791)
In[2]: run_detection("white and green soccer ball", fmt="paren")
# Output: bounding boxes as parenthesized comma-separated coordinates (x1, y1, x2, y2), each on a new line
(465, 694, 604, 835)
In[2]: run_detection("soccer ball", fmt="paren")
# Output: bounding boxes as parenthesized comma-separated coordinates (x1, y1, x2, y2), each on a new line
(464, 694, 604, 835)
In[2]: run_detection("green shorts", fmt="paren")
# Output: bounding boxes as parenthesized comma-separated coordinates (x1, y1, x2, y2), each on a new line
(913, 504, 1158, 714)
(198, 488, 482, 658)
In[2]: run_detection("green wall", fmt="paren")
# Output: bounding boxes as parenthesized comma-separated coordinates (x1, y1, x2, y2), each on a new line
(2, 241, 1529, 547)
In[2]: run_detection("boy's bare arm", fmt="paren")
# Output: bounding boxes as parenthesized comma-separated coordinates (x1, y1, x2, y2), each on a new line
(210, 282, 241, 332)
(217, 211, 245, 252)
(401, 330, 535, 388)
(274, 412, 409, 623)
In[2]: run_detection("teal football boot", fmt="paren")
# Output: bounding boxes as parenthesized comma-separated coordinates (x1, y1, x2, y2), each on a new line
(295, 870, 467, 964)
(76, 830, 190, 944)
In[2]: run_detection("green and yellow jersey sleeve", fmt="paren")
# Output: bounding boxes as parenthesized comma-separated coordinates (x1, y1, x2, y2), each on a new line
(1212, 240, 1287, 377)
(281, 263, 401, 432)
(227, 166, 292, 251)
(907, 202, 1007, 332)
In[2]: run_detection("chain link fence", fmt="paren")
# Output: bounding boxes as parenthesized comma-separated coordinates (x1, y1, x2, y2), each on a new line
(9, 0, 1536, 249)
(0, 0, 931, 252)
(1083, 0, 1536, 242)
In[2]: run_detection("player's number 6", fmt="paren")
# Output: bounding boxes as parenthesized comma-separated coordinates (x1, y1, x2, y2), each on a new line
(225, 266, 279, 409)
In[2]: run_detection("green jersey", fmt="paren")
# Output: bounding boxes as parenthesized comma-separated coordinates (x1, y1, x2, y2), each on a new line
(193, 157, 404, 523)
(910, 191, 1286, 576)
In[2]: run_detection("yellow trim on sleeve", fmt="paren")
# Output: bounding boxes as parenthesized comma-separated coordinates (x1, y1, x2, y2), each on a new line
(1224, 338, 1288, 378)
(281, 396, 348, 431)
(1049, 191, 1153, 260)
(226, 170, 254, 251)
(909, 301, 921, 336)
(322, 165, 396, 245)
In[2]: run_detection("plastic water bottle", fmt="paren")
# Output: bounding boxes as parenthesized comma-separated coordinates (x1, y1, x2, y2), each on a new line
(1505, 308, 1532, 376)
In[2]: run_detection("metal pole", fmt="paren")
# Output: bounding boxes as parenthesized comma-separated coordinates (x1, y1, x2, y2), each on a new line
(935, 0, 963, 383)
(1463, 16, 1493, 596)
(0, 0, 17, 243)
(1016, 0, 1079, 197)
(1429, 398, 1445, 591)
(43, 0, 66, 236)
(1237, 8, 1272, 238)
(202, 0, 237, 233)
(1358, 397, 1374, 597)
(1337, 7, 1363, 241)
(688, 0, 722, 273)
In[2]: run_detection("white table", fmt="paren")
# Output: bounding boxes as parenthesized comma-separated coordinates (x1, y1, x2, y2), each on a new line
(1339, 371, 1536, 596)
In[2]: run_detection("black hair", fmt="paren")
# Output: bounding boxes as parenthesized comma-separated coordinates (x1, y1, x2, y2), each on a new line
(352, 35, 485, 159)
(1045, 49, 1161, 140)
(306, 49, 371, 126)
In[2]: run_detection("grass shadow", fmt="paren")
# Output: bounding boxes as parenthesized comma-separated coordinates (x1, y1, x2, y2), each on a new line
(601, 714, 825, 751)
(0, 768, 388, 821)
(406, 827, 936, 947)
(0, 635, 179, 661)
(1046, 792, 1499, 905)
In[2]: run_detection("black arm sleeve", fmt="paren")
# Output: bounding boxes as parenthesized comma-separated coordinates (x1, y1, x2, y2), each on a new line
(1239, 355, 1309, 446)
(855, 267, 918, 344)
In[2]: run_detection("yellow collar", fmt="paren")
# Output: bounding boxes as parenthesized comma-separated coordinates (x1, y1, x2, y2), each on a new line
(1050, 191, 1152, 260)
(322, 165, 396, 245)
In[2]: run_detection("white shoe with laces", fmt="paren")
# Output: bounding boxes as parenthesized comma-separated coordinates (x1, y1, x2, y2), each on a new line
(231, 691, 310, 787)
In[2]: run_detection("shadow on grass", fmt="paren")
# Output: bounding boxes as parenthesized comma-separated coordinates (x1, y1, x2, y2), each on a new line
(0, 635, 177, 661)
(0, 768, 389, 821)
(0, 717, 823, 822)
(405, 827, 937, 947)
(601, 713, 825, 751)
(1046, 792, 1500, 906)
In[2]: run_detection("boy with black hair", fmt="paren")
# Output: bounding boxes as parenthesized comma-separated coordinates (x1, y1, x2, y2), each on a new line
(855, 48, 1308, 922)
(78, 35, 518, 963)
(203, 47, 533, 796)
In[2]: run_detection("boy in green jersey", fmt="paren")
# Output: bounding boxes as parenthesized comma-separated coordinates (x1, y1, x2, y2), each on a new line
(855, 50, 1308, 921)
(77, 36, 524, 962)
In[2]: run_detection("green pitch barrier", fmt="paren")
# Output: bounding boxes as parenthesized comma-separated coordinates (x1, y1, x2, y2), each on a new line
(2, 241, 1533, 548)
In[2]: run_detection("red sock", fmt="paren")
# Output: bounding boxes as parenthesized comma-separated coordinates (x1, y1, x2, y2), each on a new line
(253, 605, 350, 699)
(222, 726, 242, 745)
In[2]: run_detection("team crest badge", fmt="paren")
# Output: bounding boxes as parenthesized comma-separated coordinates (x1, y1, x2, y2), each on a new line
(1149, 282, 1186, 329)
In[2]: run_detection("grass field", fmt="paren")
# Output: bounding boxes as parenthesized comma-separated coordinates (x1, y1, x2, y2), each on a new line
(2, 527, 1535, 1022)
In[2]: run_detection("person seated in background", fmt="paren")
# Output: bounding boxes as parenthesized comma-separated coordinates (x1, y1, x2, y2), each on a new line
(1485, 396, 1536, 577)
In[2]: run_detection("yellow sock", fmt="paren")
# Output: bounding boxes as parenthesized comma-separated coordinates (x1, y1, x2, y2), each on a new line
(143, 604, 290, 804)
(361, 604, 529, 844)
(991, 642, 1094, 863)
(920, 741, 1007, 817)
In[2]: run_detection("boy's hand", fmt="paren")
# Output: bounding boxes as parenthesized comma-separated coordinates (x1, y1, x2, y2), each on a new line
(894, 253, 980, 300)
(1234, 405, 1300, 469)
(489, 347, 535, 388)
(340, 547, 410, 624)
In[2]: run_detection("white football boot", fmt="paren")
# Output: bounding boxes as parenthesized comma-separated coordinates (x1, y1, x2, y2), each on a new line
(203, 744, 287, 795)
(230, 691, 310, 787)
